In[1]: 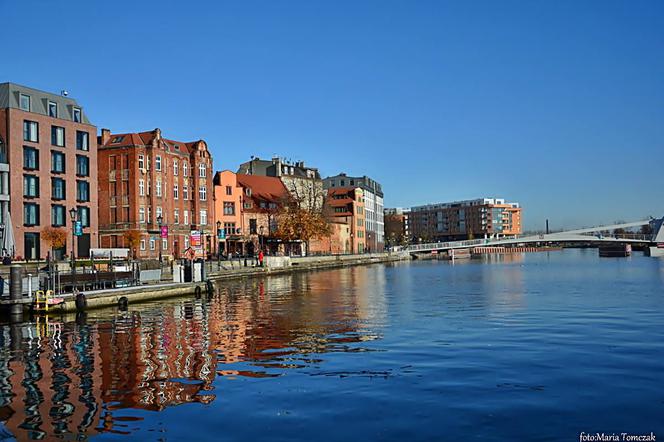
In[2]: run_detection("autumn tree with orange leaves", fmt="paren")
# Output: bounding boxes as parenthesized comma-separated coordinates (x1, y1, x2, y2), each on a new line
(274, 177, 330, 253)
(123, 230, 142, 258)
(42, 227, 67, 260)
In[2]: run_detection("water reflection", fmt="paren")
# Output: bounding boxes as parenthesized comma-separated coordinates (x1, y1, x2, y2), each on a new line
(0, 266, 385, 440)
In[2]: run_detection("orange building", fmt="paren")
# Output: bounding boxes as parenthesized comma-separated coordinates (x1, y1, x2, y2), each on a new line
(212, 170, 244, 254)
(326, 187, 366, 254)
(97, 128, 214, 259)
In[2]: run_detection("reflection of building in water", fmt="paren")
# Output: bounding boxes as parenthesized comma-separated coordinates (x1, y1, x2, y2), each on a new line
(0, 322, 102, 440)
(0, 268, 387, 439)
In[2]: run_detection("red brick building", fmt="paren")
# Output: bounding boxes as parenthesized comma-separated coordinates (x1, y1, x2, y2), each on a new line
(0, 83, 98, 259)
(97, 128, 214, 259)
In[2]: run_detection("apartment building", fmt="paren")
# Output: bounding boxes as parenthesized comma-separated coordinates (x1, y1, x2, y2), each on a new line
(238, 156, 324, 211)
(323, 173, 384, 252)
(0, 83, 98, 259)
(384, 207, 410, 247)
(235, 173, 290, 255)
(409, 198, 522, 242)
(97, 128, 214, 259)
(212, 170, 245, 255)
(326, 187, 366, 254)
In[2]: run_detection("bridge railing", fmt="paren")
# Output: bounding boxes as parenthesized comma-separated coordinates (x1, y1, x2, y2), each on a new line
(405, 238, 489, 252)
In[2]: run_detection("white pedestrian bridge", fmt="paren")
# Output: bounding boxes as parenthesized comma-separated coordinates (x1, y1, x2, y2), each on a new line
(402, 218, 663, 254)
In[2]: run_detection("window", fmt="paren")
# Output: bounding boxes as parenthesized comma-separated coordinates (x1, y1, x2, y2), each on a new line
(183, 210, 189, 225)
(156, 180, 162, 197)
(73, 107, 81, 123)
(140, 239, 146, 250)
(76, 180, 90, 202)
(48, 101, 58, 118)
(24, 203, 39, 226)
(200, 210, 208, 225)
(199, 163, 206, 177)
(243, 202, 253, 209)
(76, 131, 89, 151)
(111, 135, 123, 144)
(23, 121, 38, 142)
(155, 155, 162, 171)
(184, 235, 189, 250)
(224, 222, 236, 235)
(226, 186, 232, 195)
(51, 126, 65, 147)
(139, 179, 145, 196)
(23, 147, 39, 170)
(183, 162, 188, 177)
(223, 202, 235, 215)
(150, 238, 156, 250)
(162, 238, 168, 250)
(156, 206, 163, 221)
(173, 184, 179, 199)
(52, 178, 66, 200)
(138, 154, 145, 169)
(147, 207, 151, 223)
(51, 151, 65, 173)
(20, 94, 31, 111)
(51, 205, 65, 227)
(23, 175, 39, 197)
(24, 232, 40, 259)
(173, 160, 178, 175)
(199, 186, 207, 201)
(183, 186, 189, 200)
(174, 209, 180, 224)
(139, 207, 145, 223)
(249, 218, 257, 234)
(76, 155, 89, 176)
(78, 206, 90, 227)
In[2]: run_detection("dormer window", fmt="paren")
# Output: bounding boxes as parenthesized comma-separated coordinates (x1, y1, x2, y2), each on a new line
(245, 188, 252, 196)
(111, 136, 124, 144)
(48, 101, 58, 118)
(19, 94, 31, 112)
(73, 107, 81, 123)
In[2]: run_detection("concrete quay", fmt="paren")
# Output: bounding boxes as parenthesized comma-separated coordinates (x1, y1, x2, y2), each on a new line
(18, 252, 409, 314)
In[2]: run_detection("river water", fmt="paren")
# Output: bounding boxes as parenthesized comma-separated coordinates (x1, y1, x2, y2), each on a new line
(1, 249, 663, 441)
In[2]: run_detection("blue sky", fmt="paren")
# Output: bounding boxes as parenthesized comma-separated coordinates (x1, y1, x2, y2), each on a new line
(2, 0, 662, 230)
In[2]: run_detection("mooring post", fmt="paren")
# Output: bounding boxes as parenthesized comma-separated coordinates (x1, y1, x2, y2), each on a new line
(9, 265, 23, 319)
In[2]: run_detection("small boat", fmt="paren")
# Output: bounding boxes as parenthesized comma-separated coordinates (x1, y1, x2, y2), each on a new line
(598, 244, 631, 257)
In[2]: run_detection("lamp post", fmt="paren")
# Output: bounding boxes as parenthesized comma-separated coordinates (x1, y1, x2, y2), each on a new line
(69, 208, 77, 292)
(157, 214, 163, 271)
(216, 220, 222, 269)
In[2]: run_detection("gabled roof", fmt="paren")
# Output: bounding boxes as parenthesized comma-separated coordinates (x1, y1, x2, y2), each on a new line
(99, 128, 203, 156)
(236, 174, 289, 203)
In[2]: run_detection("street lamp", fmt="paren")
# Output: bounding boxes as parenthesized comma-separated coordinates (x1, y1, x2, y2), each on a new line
(216, 220, 222, 269)
(69, 207, 77, 292)
(157, 214, 163, 270)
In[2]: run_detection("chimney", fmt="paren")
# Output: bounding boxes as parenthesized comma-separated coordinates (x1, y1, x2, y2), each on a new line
(100, 128, 111, 145)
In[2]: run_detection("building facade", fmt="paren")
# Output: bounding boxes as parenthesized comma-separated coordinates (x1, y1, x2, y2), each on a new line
(323, 173, 384, 252)
(238, 156, 324, 212)
(408, 198, 522, 242)
(0, 83, 98, 259)
(384, 207, 410, 247)
(212, 170, 245, 254)
(326, 187, 366, 254)
(97, 128, 214, 259)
